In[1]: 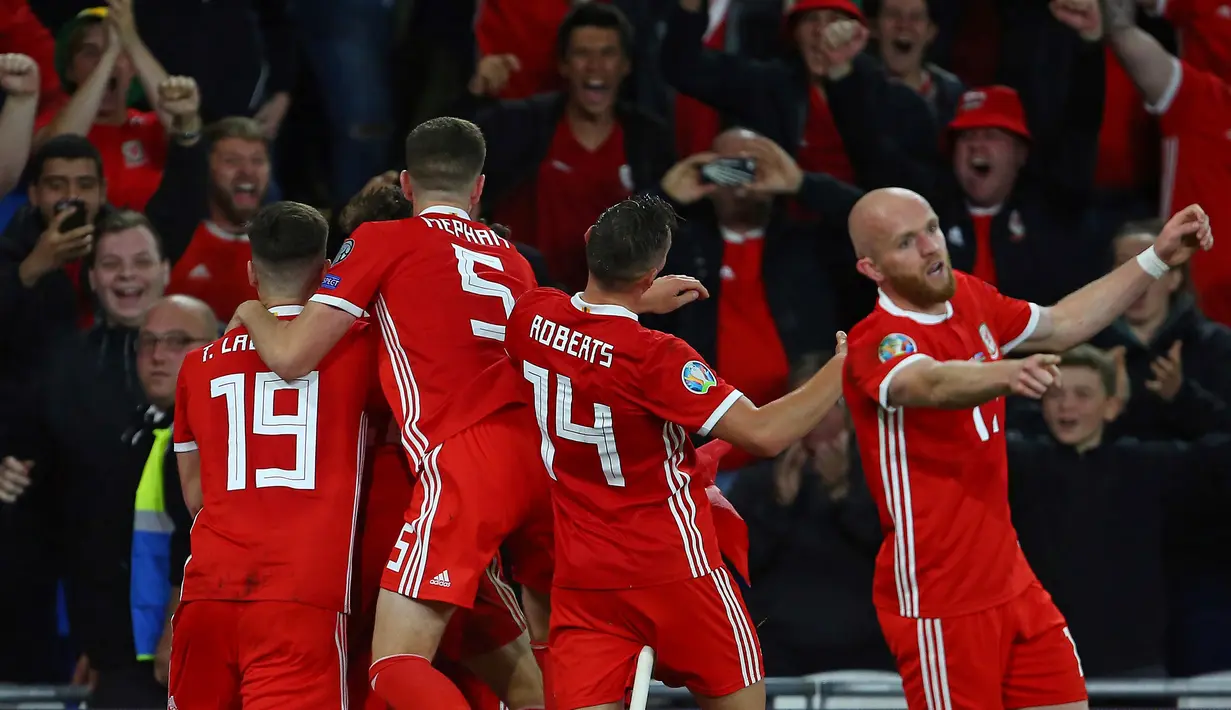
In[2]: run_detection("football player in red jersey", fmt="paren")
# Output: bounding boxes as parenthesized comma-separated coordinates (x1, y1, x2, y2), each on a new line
(170, 202, 379, 708)
(841, 187, 1212, 710)
(502, 195, 848, 710)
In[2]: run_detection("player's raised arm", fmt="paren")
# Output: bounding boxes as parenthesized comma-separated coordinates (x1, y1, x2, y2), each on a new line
(235, 299, 356, 380)
(708, 333, 847, 458)
(883, 353, 1062, 409)
(1019, 203, 1212, 352)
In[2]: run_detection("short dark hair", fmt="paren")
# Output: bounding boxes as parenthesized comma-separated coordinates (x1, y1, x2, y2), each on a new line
(586, 195, 678, 289)
(339, 184, 413, 234)
(556, 3, 635, 62)
(24, 134, 103, 184)
(1059, 344, 1117, 398)
(403, 117, 486, 194)
(89, 209, 165, 266)
(205, 116, 268, 149)
(247, 202, 329, 289)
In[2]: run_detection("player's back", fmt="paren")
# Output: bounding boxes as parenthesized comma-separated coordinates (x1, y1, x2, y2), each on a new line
(310, 207, 537, 471)
(174, 306, 377, 612)
(842, 271, 1038, 619)
(505, 289, 746, 590)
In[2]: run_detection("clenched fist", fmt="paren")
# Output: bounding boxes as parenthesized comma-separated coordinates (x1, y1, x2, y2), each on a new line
(1050, 0, 1103, 41)
(0, 53, 39, 97)
(821, 19, 869, 78)
(157, 76, 200, 123)
(469, 54, 521, 97)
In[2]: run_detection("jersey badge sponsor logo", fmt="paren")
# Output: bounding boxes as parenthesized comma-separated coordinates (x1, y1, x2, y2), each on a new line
(429, 570, 451, 588)
(333, 238, 354, 264)
(681, 360, 717, 394)
(877, 333, 917, 363)
(321, 274, 341, 290)
(979, 323, 1000, 359)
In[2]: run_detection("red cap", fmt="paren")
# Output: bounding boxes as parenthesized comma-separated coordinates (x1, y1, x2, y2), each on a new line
(947, 85, 1031, 141)
(785, 0, 866, 23)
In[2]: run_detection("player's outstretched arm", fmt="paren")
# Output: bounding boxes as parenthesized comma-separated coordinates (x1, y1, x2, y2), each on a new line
(176, 449, 202, 518)
(709, 334, 846, 457)
(234, 300, 357, 381)
(1021, 204, 1212, 353)
(885, 354, 1061, 409)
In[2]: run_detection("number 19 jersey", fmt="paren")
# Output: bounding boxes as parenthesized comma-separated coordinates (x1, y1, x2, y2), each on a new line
(172, 306, 377, 612)
(503, 288, 745, 590)
(309, 206, 538, 472)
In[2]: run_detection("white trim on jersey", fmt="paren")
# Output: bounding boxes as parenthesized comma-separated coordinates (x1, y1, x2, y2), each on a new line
(173, 440, 198, 453)
(310, 293, 367, 319)
(698, 388, 744, 436)
(1145, 55, 1183, 115)
(268, 304, 304, 317)
(917, 618, 953, 710)
(878, 408, 921, 617)
(662, 423, 711, 578)
(374, 295, 430, 469)
(878, 290, 953, 324)
(343, 411, 369, 614)
(878, 353, 931, 411)
(711, 567, 763, 687)
(571, 293, 638, 321)
(420, 205, 472, 220)
(1002, 303, 1042, 354)
(485, 558, 528, 632)
(401, 447, 444, 598)
(335, 612, 350, 710)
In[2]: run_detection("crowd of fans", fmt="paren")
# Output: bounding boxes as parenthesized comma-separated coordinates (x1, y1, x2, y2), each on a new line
(1, 0, 1230, 705)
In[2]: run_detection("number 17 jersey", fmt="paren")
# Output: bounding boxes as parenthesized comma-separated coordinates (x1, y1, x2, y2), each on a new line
(309, 206, 538, 472)
(503, 288, 745, 590)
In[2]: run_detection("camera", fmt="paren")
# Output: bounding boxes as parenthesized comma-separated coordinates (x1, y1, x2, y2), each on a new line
(699, 157, 757, 187)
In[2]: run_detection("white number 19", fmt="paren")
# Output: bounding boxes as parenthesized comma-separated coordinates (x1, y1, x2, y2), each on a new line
(523, 361, 625, 487)
(209, 371, 320, 491)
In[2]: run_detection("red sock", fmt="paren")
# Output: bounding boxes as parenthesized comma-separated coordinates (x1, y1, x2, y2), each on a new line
(369, 654, 470, 710)
(531, 643, 556, 710)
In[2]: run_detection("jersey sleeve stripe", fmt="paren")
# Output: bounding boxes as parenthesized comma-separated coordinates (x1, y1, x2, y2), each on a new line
(309, 293, 368, 319)
(1145, 55, 1183, 116)
(878, 353, 931, 411)
(698, 389, 744, 436)
(1002, 302, 1042, 354)
(173, 441, 198, 453)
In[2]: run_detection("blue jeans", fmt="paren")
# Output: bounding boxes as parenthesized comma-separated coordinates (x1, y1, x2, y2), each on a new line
(294, 0, 395, 208)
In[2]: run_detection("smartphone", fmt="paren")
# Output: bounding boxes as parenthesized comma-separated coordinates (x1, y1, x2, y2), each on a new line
(55, 198, 88, 232)
(699, 157, 757, 187)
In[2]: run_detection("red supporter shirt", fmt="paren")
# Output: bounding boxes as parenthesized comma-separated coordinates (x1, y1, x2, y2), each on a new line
(842, 271, 1042, 618)
(1155, 0, 1231, 80)
(0, 0, 68, 125)
(167, 221, 258, 322)
(309, 206, 538, 471)
(1150, 57, 1231, 325)
(474, 0, 571, 99)
(172, 306, 377, 612)
(1096, 47, 1156, 191)
(797, 86, 855, 185)
(968, 208, 998, 287)
(35, 109, 166, 210)
(674, 0, 729, 158)
(504, 288, 745, 590)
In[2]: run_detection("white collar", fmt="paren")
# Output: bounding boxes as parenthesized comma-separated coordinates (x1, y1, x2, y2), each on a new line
(571, 293, 638, 321)
(269, 305, 304, 316)
(419, 205, 471, 220)
(877, 289, 952, 325)
(204, 221, 249, 242)
(966, 204, 1002, 218)
(720, 227, 765, 244)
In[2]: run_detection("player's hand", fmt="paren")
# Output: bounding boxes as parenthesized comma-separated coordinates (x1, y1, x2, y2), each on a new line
(227, 301, 262, 332)
(1145, 340, 1183, 401)
(1050, 0, 1103, 41)
(0, 53, 39, 97)
(834, 331, 848, 358)
(469, 54, 521, 97)
(1007, 353, 1062, 398)
(660, 152, 719, 205)
(1154, 203, 1213, 267)
(742, 136, 804, 197)
(821, 19, 869, 79)
(21, 207, 95, 287)
(636, 275, 709, 314)
(0, 457, 34, 504)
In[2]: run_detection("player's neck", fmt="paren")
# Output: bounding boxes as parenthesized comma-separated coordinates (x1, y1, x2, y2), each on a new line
(411, 194, 471, 218)
(579, 281, 641, 314)
(881, 288, 948, 316)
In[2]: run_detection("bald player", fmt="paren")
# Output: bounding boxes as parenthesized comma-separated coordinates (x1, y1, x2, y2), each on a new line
(840, 188, 1212, 710)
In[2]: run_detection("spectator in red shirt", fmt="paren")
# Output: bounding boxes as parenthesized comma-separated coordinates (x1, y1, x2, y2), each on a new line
(0, 53, 40, 196)
(0, 0, 67, 127)
(37, 1, 173, 211)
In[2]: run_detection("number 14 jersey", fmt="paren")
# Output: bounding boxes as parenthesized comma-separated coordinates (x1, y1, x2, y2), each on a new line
(504, 288, 745, 590)
(309, 206, 538, 472)
(173, 306, 377, 612)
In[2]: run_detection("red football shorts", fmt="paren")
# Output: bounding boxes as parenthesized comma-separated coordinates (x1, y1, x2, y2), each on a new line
(169, 600, 348, 710)
(878, 581, 1088, 710)
(381, 404, 553, 608)
(550, 567, 764, 709)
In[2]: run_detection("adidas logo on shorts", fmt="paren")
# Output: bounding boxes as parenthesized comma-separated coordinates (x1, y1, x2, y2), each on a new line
(430, 570, 452, 588)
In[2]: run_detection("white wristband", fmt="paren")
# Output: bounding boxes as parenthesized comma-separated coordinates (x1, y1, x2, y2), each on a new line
(1136, 246, 1171, 279)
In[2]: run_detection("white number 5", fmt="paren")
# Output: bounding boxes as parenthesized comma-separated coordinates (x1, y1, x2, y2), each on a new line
(209, 371, 320, 491)
(523, 361, 625, 487)
(454, 244, 515, 341)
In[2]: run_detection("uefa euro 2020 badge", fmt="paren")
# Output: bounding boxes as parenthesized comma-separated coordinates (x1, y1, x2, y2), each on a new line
(681, 360, 718, 394)
(878, 333, 918, 363)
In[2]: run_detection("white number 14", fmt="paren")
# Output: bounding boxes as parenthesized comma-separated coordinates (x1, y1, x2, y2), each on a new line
(523, 361, 625, 487)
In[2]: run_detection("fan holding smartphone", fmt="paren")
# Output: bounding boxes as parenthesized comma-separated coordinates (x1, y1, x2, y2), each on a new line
(660, 130, 806, 206)
(17, 198, 97, 288)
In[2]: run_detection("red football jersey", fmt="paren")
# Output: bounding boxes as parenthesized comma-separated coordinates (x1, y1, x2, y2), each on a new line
(173, 305, 377, 612)
(1151, 57, 1231, 324)
(842, 271, 1042, 619)
(503, 289, 745, 590)
(309, 206, 538, 471)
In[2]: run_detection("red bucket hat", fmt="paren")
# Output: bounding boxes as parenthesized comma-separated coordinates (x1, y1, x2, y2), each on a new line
(947, 85, 1032, 142)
